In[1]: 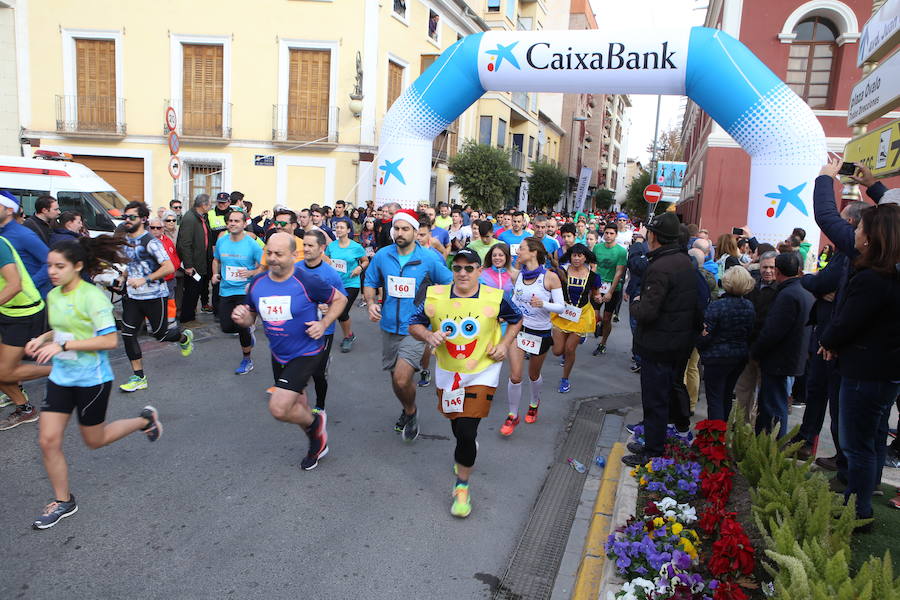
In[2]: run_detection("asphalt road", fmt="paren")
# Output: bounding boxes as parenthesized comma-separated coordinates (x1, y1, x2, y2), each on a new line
(0, 303, 641, 600)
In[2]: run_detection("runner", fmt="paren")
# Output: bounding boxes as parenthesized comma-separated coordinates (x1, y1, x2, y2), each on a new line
(408, 248, 522, 517)
(211, 209, 263, 375)
(0, 233, 51, 430)
(498, 211, 532, 266)
(297, 229, 345, 413)
(325, 220, 368, 353)
(531, 215, 560, 268)
(416, 217, 451, 387)
(501, 238, 565, 436)
(479, 243, 518, 293)
(551, 244, 603, 393)
(26, 236, 163, 529)
(592, 223, 627, 356)
(118, 201, 194, 392)
(363, 209, 452, 442)
(231, 232, 347, 470)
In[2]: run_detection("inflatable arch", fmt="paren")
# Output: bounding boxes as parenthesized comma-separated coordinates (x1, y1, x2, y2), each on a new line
(375, 27, 827, 245)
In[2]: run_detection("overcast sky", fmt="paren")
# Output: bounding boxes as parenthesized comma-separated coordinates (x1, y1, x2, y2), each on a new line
(587, 0, 708, 164)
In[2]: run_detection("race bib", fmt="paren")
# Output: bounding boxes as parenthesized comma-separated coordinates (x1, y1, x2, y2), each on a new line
(599, 282, 611, 295)
(53, 331, 77, 361)
(387, 275, 415, 298)
(225, 265, 248, 282)
(516, 331, 542, 355)
(510, 243, 521, 256)
(561, 304, 582, 322)
(442, 387, 465, 414)
(331, 259, 347, 274)
(259, 295, 292, 322)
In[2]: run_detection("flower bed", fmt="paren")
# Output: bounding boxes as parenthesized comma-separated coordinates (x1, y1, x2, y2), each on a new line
(606, 421, 757, 600)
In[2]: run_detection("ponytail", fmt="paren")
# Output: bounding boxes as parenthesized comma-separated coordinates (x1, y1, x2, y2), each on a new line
(51, 237, 127, 276)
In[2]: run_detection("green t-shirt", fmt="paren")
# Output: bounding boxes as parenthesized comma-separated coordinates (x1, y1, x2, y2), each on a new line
(466, 238, 496, 263)
(593, 243, 627, 291)
(433, 215, 452, 231)
(47, 280, 117, 387)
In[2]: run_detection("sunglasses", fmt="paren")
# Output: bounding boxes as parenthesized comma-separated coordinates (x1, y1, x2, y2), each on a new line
(149, 226, 163, 230)
(171, 206, 182, 210)
(273, 220, 289, 227)
(124, 215, 142, 221)
(451, 264, 477, 273)
(164, 219, 177, 222)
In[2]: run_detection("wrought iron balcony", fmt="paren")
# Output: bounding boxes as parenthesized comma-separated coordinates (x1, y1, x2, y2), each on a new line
(272, 104, 339, 144)
(56, 95, 126, 135)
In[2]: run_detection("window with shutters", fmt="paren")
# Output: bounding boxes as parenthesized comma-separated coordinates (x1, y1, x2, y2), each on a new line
(187, 163, 222, 201)
(287, 48, 331, 141)
(387, 60, 404, 110)
(785, 17, 838, 109)
(74, 39, 117, 131)
(182, 44, 224, 137)
(421, 54, 458, 161)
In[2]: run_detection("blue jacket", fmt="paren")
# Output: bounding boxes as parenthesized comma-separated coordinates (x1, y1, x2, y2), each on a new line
(625, 240, 648, 299)
(697, 295, 755, 364)
(364, 242, 452, 335)
(751, 277, 815, 377)
(0, 220, 51, 297)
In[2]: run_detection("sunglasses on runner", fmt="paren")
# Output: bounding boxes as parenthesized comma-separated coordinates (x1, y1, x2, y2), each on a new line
(451, 264, 477, 273)
(273, 220, 289, 227)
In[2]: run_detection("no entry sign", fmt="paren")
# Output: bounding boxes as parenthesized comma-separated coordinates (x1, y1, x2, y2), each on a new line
(643, 184, 663, 203)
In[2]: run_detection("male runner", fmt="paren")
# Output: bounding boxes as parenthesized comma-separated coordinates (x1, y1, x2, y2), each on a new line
(232, 232, 346, 470)
(211, 209, 263, 375)
(408, 248, 522, 517)
(118, 201, 194, 392)
(363, 209, 452, 441)
(531, 215, 560, 268)
(592, 224, 627, 355)
(498, 211, 532, 266)
(297, 229, 345, 413)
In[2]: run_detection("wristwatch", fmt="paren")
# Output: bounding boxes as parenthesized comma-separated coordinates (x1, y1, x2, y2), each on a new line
(61, 340, 68, 352)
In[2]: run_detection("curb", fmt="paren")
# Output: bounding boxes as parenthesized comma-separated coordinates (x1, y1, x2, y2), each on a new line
(571, 441, 625, 600)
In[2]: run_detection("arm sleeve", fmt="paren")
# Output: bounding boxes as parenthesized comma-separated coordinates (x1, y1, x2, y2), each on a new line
(408, 303, 431, 327)
(148, 238, 170, 267)
(432, 257, 453, 285)
(498, 292, 523, 324)
(88, 291, 117, 335)
(213, 239, 221, 261)
(301, 269, 339, 305)
(542, 286, 567, 314)
(252, 242, 263, 265)
(866, 182, 887, 203)
(800, 254, 842, 296)
(747, 237, 759, 252)
(813, 175, 856, 256)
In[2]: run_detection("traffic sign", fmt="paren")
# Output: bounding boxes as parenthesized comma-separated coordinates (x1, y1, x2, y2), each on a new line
(847, 48, 900, 126)
(844, 117, 900, 178)
(168, 131, 180, 155)
(643, 184, 663, 203)
(168, 155, 182, 180)
(165, 106, 177, 132)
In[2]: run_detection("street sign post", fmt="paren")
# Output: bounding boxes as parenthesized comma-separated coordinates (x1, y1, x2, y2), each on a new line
(165, 106, 177, 132)
(847, 48, 900, 126)
(844, 117, 900, 178)
(643, 183, 663, 221)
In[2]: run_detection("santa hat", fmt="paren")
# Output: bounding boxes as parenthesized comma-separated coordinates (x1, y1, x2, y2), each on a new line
(0, 190, 19, 211)
(392, 209, 419, 229)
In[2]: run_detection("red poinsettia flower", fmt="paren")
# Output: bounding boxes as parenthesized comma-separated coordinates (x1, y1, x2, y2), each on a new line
(713, 580, 749, 600)
(696, 419, 728, 432)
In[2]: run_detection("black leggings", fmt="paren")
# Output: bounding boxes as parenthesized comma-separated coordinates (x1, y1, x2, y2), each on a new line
(311, 334, 334, 410)
(218, 294, 253, 348)
(337, 288, 360, 323)
(121, 296, 182, 361)
(451, 417, 481, 468)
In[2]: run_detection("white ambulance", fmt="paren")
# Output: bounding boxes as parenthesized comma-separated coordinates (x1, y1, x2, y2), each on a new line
(0, 150, 129, 234)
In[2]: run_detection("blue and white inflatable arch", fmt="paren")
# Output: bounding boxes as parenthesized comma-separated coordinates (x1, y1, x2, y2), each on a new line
(376, 27, 826, 245)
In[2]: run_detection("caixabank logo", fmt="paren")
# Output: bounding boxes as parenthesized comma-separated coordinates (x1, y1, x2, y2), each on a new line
(484, 38, 679, 73)
(485, 42, 521, 72)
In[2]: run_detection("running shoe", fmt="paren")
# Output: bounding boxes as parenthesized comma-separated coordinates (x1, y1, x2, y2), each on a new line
(394, 410, 407, 433)
(451, 483, 472, 518)
(235, 357, 254, 375)
(592, 343, 606, 356)
(815, 455, 840, 471)
(119, 375, 148, 393)
(626, 441, 645, 454)
(0, 405, 39, 430)
(266, 386, 276, 395)
(402, 411, 419, 443)
(625, 422, 642, 435)
(0, 385, 27, 408)
(629, 362, 641, 374)
(301, 411, 329, 470)
(621, 453, 652, 468)
(417, 369, 431, 387)
(558, 378, 570, 393)
(201, 304, 214, 313)
(140, 406, 163, 442)
(179, 329, 194, 357)
(594, 323, 602, 338)
(612, 314, 620, 323)
(340, 334, 356, 353)
(32, 495, 78, 530)
(500, 414, 520, 437)
(525, 404, 539, 424)
(578, 336, 586, 345)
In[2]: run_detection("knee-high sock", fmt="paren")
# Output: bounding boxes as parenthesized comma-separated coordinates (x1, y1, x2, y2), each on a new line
(530, 375, 543, 408)
(507, 380, 522, 417)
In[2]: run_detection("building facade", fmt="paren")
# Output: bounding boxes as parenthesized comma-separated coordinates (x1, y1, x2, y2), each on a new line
(679, 0, 899, 242)
(7, 0, 569, 213)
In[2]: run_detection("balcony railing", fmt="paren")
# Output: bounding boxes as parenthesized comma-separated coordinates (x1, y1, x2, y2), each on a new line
(164, 99, 232, 139)
(272, 104, 339, 144)
(510, 148, 525, 171)
(56, 95, 126, 135)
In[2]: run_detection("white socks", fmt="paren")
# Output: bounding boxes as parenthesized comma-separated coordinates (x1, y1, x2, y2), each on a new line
(530, 375, 543, 408)
(507, 380, 522, 417)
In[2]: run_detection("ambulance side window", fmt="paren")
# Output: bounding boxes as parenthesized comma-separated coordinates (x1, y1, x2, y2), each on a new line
(56, 191, 114, 232)
(3, 189, 47, 215)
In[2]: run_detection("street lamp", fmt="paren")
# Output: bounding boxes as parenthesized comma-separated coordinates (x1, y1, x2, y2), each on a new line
(567, 115, 588, 213)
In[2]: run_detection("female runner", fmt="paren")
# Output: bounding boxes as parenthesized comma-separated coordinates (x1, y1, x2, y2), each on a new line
(501, 238, 565, 436)
(26, 237, 163, 529)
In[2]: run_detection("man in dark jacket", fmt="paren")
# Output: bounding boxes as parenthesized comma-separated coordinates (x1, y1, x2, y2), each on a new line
(23, 195, 58, 246)
(751, 252, 814, 438)
(622, 213, 699, 467)
(176, 194, 211, 323)
(625, 233, 648, 373)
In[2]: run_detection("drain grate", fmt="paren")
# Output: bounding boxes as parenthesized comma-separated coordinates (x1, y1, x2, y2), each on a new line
(492, 400, 605, 600)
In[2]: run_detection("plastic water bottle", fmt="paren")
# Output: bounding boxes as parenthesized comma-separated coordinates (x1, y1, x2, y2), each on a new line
(567, 458, 587, 473)
(595, 456, 606, 468)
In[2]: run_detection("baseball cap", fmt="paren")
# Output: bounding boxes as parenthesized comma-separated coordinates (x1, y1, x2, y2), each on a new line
(453, 248, 482, 265)
(645, 212, 681, 239)
(216, 192, 231, 202)
(616, 212, 628, 220)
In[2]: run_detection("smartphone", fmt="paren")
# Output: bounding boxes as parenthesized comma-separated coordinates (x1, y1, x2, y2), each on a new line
(838, 162, 856, 176)
(731, 227, 743, 236)
(191, 271, 202, 282)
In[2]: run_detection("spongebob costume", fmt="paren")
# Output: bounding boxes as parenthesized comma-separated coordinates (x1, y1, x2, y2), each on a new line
(422, 283, 505, 419)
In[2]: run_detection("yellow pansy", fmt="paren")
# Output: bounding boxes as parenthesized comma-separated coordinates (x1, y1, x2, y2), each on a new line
(672, 522, 683, 535)
(653, 517, 664, 528)
(639, 477, 648, 486)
